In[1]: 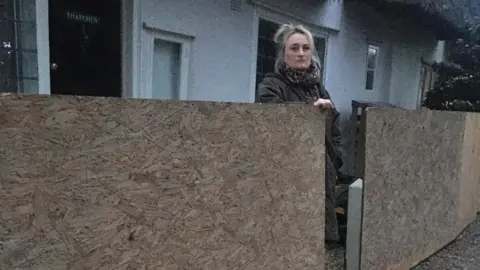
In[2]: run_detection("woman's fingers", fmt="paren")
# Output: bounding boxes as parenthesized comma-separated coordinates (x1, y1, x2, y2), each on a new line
(313, 98, 333, 109)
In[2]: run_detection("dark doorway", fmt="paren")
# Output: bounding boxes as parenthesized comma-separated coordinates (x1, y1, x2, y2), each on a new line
(48, 0, 121, 97)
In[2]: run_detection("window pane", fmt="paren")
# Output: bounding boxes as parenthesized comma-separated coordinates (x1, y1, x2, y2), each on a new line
(263, 39, 276, 58)
(0, 0, 14, 20)
(256, 57, 263, 74)
(255, 73, 263, 95)
(0, 21, 36, 50)
(19, 50, 37, 77)
(314, 37, 326, 64)
(428, 70, 436, 90)
(0, 19, 14, 41)
(366, 70, 374, 90)
(314, 37, 326, 82)
(367, 46, 377, 69)
(257, 19, 278, 81)
(0, 1, 38, 93)
(16, 22, 36, 50)
(152, 38, 181, 100)
(19, 77, 37, 94)
(258, 19, 278, 40)
(262, 57, 275, 74)
(0, 48, 16, 92)
(17, 0, 36, 22)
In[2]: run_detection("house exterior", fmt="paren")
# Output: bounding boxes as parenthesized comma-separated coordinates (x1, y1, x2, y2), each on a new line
(0, 1, 473, 123)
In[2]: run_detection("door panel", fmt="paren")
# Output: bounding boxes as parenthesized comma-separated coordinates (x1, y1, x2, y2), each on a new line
(48, 0, 121, 97)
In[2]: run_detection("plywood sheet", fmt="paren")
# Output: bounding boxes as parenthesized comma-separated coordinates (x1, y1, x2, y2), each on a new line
(459, 113, 480, 220)
(361, 108, 477, 270)
(0, 94, 326, 270)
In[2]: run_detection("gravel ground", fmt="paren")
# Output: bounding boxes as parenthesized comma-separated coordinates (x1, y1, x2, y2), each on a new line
(413, 216, 480, 270)
(325, 216, 480, 270)
(325, 243, 345, 270)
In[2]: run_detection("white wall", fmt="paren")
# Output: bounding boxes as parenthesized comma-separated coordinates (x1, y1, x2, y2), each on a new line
(323, 1, 443, 168)
(386, 17, 440, 109)
(140, 0, 255, 102)
(135, 0, 442, 110)
(136, 0, 343, 102)
(252, 0, 343, 31)
(325, 1, 442, 113)
(30, 0, 445, 109)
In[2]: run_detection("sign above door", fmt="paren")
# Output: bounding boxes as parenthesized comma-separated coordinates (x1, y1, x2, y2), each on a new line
(65, 11, 100, 24)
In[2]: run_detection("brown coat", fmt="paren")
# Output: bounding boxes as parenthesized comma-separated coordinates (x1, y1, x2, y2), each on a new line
(257, 72, 344, 169)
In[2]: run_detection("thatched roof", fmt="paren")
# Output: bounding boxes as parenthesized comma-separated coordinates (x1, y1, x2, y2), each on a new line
(356, 0, 480, 39)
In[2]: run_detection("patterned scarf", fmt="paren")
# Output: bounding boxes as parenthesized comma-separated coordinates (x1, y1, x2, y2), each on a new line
(279, 62, 322, 102)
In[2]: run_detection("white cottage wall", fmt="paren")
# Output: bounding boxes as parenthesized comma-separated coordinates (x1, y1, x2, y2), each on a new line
(139, 0, 255, 102)
(326, 1, 442, 113)
(28, 0, 445, 109)
(137, 0, 343, 102)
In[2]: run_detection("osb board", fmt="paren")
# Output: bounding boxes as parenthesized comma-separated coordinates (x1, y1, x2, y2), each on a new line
(0, 94, 326, 270)
(459, 113, 480, 218)
(361, 108, 477, 270)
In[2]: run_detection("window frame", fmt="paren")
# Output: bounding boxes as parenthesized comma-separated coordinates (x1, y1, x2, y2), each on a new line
(365, 44, 379, 91)
(141, 22, 193, 100)
(0, 0, 39, 93)
(251, 5, 330, 102)
(417, 61, 437, 108)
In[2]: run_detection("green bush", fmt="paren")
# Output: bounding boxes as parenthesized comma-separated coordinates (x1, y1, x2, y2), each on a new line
(423, 27, 480, 112)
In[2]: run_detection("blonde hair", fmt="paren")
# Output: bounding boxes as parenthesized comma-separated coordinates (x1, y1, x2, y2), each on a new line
(273, 23, 322, 72)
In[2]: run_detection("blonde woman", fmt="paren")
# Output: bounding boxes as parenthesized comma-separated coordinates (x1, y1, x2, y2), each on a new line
(258, 23, 344, 243)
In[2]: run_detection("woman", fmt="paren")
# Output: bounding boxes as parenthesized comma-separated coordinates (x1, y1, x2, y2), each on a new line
(257, 23, 344, 242)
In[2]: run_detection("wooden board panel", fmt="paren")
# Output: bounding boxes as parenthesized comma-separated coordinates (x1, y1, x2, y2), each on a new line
(0, 94, 326, 270)
(361, 108, 478, 270)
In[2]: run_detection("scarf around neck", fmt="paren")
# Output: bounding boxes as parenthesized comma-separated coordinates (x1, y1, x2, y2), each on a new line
(279, 61, 322, 101)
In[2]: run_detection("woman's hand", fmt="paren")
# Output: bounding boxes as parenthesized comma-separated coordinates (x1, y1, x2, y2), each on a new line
(313, 98, 334, 110)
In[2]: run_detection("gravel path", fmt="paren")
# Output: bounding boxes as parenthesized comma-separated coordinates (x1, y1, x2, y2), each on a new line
(325, 216, 480, 270)
(325, 243, 345, 270)
(413, 216, 480, 270)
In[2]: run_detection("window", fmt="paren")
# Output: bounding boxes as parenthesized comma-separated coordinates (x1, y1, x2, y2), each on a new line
(255, 18, 327, 97)
(365, 45, 379, 90)
(152, 38, 181, 100)
(142, 23, 192, 100)
(0, 0, 38, 93)
(418, 63, 438, 107)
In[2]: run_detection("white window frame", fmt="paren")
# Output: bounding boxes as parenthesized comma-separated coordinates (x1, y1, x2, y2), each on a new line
(141, 23, 192, 100)
(365, 44, 380, 92)
(416, 61, 438, 108)
(251, 4, 330, 102)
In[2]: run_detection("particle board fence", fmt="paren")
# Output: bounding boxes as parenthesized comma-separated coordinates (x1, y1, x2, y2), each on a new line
(348, 107, 480, 270)
(0, 94, 327, 270)
(347, 100, 398, 179)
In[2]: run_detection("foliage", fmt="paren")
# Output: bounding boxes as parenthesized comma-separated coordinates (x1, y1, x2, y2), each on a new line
(423, 26, 480, 112)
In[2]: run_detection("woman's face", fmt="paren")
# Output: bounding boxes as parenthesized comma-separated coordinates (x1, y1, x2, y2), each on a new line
(284, 33, 312, 70)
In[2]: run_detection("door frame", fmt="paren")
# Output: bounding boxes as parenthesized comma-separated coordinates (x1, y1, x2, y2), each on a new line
(35, 0, 133, 97)
(36, 0, 50, 94)
(121, 0, 141, 98)
(141, 23, 192, 100)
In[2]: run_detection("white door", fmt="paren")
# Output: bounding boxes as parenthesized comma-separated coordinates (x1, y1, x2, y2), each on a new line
(140, 23, 192, 100)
